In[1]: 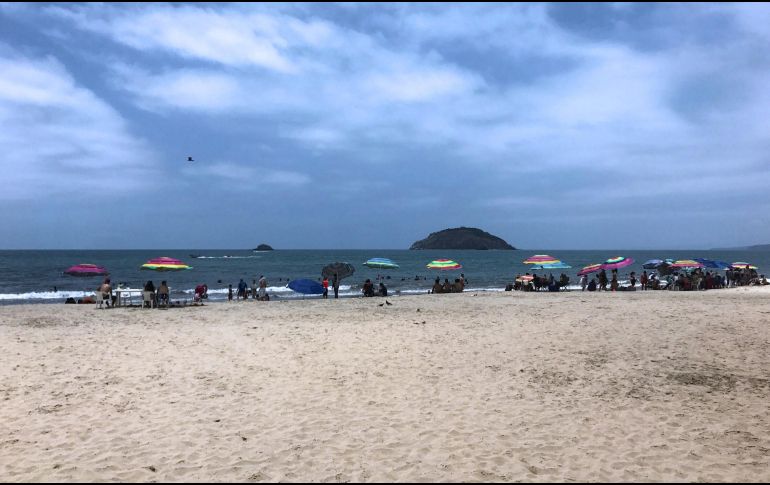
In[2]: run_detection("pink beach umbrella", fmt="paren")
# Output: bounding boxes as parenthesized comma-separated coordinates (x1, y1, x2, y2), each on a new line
(577, 263, 603, 276)
(523, 254, 560, 265)
(64, 263, 109, 277)
(601, 256, 635, 271)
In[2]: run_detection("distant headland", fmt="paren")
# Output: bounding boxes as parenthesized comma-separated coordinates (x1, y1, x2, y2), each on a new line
(409, 227, 516, 250)
(253, 244, 274, 251)
(711, 243, 770, 251)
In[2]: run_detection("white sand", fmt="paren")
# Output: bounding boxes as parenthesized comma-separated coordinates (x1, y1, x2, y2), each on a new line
(2, 287, 770, 482)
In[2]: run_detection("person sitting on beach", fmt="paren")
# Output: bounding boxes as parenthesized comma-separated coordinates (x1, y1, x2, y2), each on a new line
(144, 280, 155, 293)
(362, 279, 375, 297)
(587, 278, 597, 292)
(559, 273, 569, 290)
(442, 278, 453, 293)
(431, 277, 442, 294)
(194, 284, 208, 303)
(452, 278, 462, 293)
(379, 282, 388, 297)
(98, 278, 113, 307)
(158, 281, 169, 305)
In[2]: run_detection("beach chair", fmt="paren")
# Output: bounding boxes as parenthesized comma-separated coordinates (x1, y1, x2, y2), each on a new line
(94, 292, 109, 309)
(142, 291, 155, 309)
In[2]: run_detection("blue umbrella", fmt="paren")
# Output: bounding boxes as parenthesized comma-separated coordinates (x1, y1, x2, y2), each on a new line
(288, 279, 325, 295)
(694, 258, 731, 270)
(642, 259, 664, 269)
(364, 258, 399, 269)
(530, 262, 572, 270)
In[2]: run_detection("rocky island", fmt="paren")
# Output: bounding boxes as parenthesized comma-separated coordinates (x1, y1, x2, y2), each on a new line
(253, 244, 274, 251)
(409, 227, 515, 250)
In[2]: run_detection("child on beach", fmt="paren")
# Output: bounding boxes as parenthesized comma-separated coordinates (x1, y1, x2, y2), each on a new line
(322, 276, 329, 299)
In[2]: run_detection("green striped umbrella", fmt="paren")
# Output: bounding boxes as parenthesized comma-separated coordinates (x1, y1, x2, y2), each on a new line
(426, 259, 462, 270)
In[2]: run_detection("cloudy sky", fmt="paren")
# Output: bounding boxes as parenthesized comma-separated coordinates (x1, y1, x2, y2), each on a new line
(1, 3, 769, 249)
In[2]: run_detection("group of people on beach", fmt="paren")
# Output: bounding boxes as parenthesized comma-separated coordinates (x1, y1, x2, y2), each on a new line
(509, 266, 768, 293)
(509, 273, 570, 292)
(227, 276, 269, 301)
(430, 274, 467, 294)
(142, 280, 170, 307)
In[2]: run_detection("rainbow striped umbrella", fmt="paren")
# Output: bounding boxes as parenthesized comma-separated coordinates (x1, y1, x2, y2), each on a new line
(64, 263, 109, 277)
(426, 259, 462, 270)
(670, 260, 704, 269)
(731, 262, 758, 270)
(602, 256, 634, 270)
(140, 256, 192, 271)
(523, 254, 561, 265)
(364, 258, 399, 269)
(577, 263, 603, 276)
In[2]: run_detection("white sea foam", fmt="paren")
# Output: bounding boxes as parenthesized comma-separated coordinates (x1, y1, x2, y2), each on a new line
(0, 290, 92, 301)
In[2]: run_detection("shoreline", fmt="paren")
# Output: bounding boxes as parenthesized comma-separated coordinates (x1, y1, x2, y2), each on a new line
(2, 282, 768, 306)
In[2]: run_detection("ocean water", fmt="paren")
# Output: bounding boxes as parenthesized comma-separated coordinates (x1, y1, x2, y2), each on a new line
(0, 249, 767, 304)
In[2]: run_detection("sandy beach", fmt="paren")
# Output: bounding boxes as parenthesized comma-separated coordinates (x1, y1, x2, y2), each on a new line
(2, 287, 770, 482)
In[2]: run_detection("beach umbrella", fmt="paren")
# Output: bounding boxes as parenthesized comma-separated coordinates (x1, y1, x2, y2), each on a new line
(577, 263, 603, 276)
(731, 262, 758, 270)
(287, 278, 325, 295)
(64, 263, 109, 277)
(642, 259, 664, 269)
(529, 262, 572, 270)
(140, 256, 192, 271)
(321, 262, 355, 280)
(363, 257, 399, 269)
(426, 259, 462, 270)
(670, 260, 704, 269)
(694, 258, 731, 270)
(523, 255, 560, 265)
(601, 256, 634, 271)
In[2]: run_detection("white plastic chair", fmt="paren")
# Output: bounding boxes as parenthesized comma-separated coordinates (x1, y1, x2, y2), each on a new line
(94, 292, 109, 309)
(142, 291, 155, 309)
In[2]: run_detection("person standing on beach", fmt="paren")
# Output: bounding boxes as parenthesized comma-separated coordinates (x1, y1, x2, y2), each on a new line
(258, 275, 267, 301)
(322, 276, 329, 299)
(251, 279, 258, 300)
(332, 273, 339, 299)
(599, 269, 608, 291)
(235, 279, 245, 300)
(228, 284, 233, 302)
(640, 271, 648, 291)
(610, 273, 619, 292)
(580, 274, 587, 291)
